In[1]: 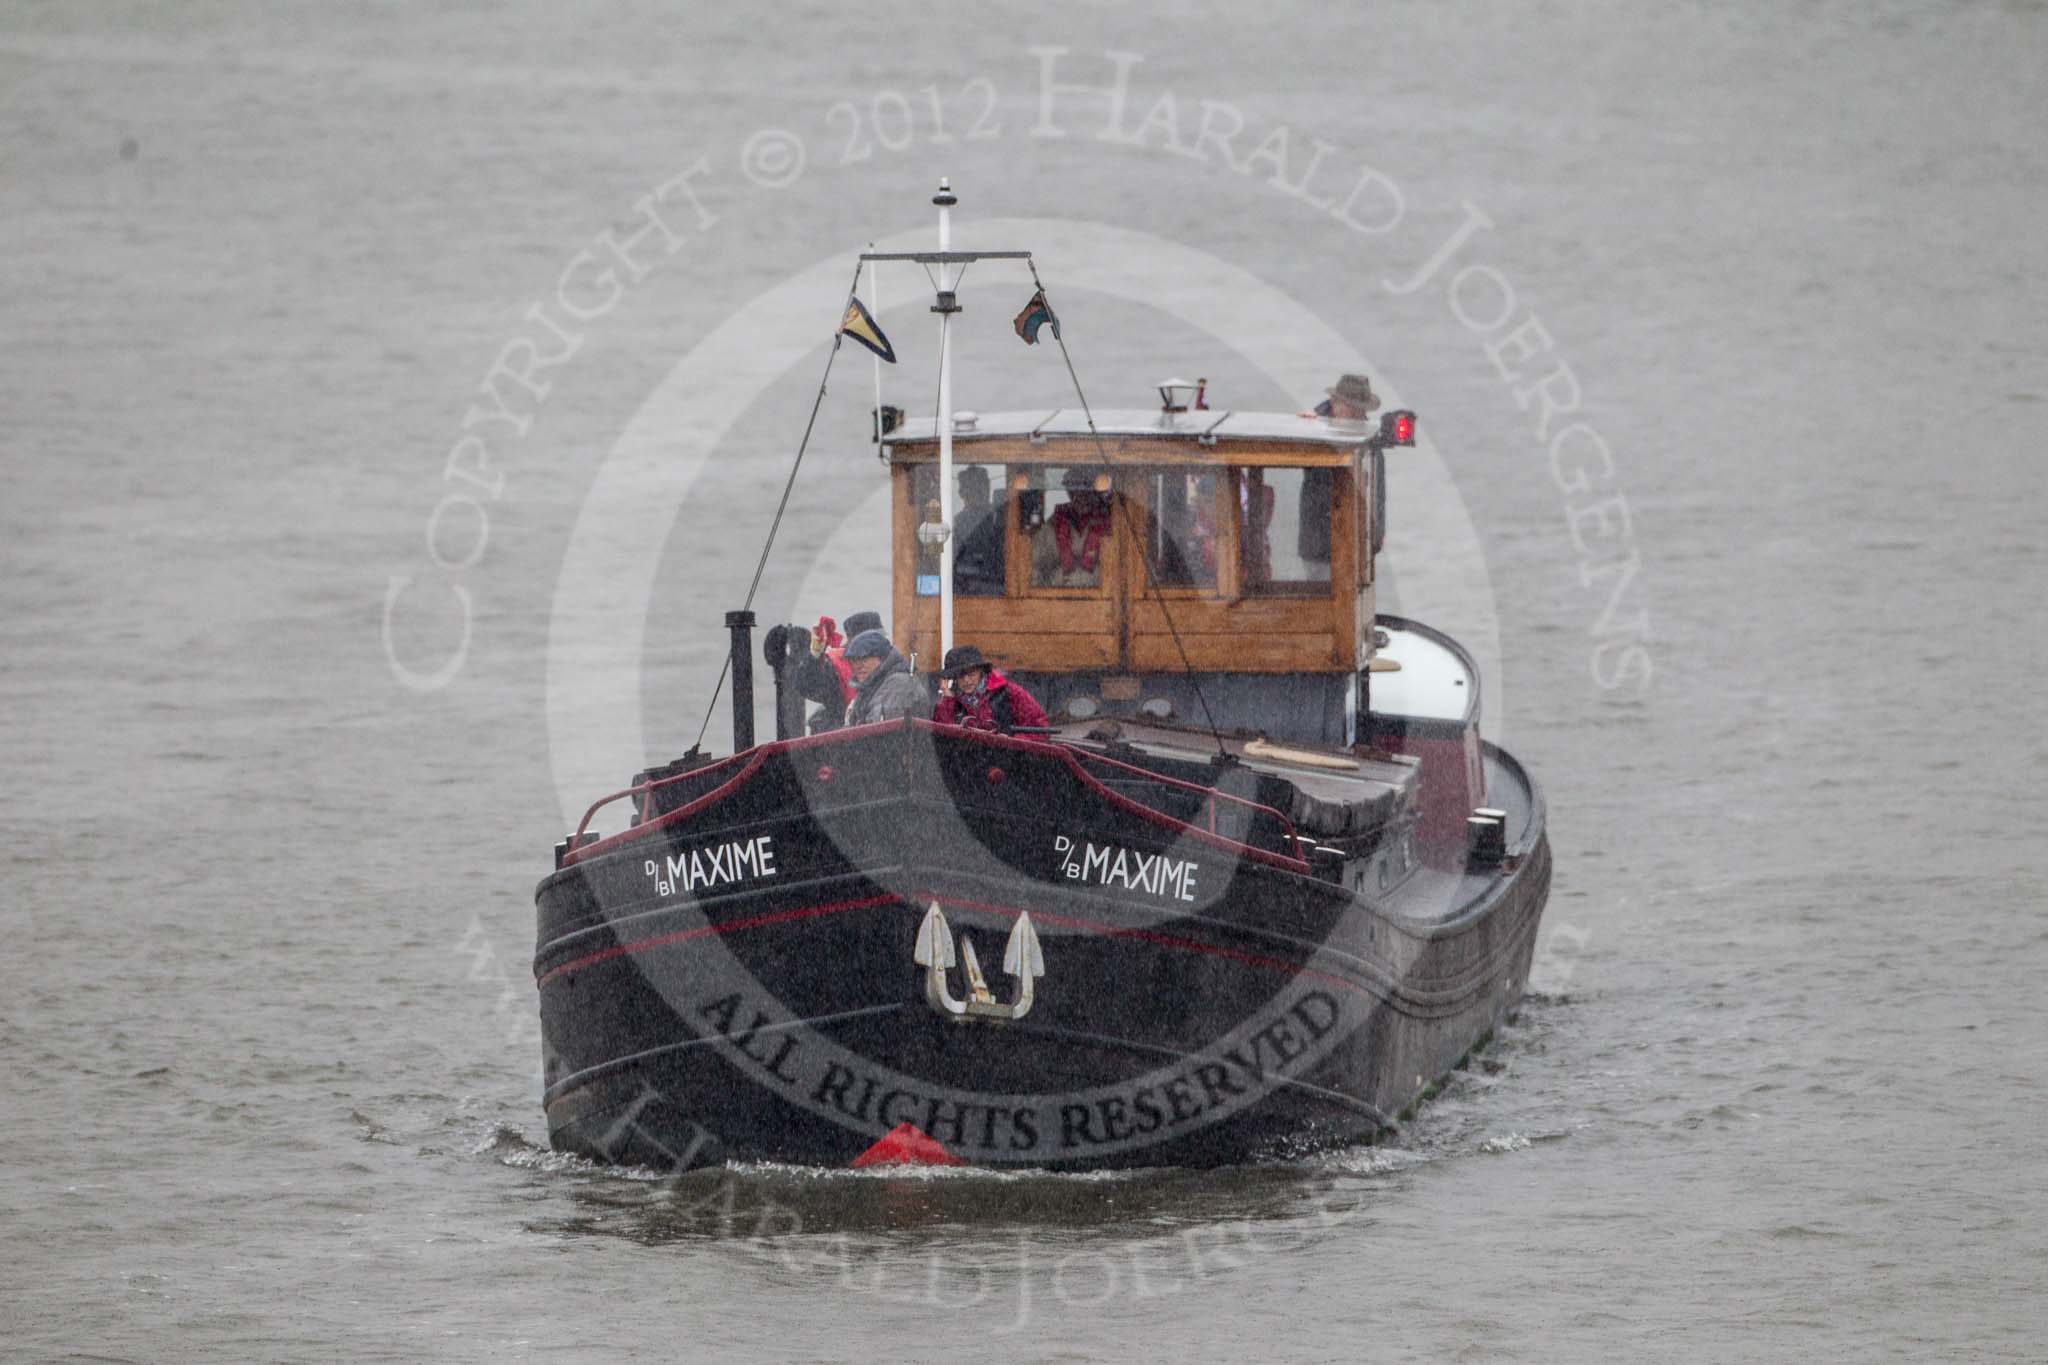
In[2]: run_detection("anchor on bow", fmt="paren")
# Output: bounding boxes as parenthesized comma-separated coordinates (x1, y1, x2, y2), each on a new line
(913, 901, 1045, 1022)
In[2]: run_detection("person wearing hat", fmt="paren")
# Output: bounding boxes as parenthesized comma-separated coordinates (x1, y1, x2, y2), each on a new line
(1290, 374, 1382, 565)
(933, 645, 1047, 735)
(841, 628, 931, 727)
(1311, 373, 1382, 421)
(783, 609, 883, 733)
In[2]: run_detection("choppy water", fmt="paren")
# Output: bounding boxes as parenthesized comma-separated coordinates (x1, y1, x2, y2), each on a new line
(4, 3, 2045, 1360)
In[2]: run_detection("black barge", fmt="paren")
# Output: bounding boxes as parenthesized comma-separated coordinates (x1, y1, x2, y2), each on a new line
(534, 391, 1551, 1170)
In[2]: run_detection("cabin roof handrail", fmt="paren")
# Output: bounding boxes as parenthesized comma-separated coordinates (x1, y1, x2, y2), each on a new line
(857, 249, 1034, 263)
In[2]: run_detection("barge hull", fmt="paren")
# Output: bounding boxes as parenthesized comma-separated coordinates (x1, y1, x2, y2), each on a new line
(534, 723, 1548, 1170)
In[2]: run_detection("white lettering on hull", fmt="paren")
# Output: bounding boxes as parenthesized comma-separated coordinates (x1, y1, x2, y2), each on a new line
(644, 834, 777, 898)
(1054, 835, 1199, 903)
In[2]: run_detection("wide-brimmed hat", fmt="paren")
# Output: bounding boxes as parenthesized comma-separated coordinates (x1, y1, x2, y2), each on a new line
(938, 644, 991, 679)
(842, 610, 883, 639)
(1325, 373, 1381, 412)
(843, 629, 892, 661)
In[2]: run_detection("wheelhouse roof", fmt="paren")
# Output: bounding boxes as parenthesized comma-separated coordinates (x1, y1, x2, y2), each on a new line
(884, 408, 1372, 466)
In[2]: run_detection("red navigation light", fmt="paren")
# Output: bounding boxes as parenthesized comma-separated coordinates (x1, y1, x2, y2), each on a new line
(1380, 409, 1416, 447)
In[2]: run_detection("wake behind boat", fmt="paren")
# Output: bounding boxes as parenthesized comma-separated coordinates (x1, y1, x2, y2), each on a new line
(532, 181, 1550, 1170)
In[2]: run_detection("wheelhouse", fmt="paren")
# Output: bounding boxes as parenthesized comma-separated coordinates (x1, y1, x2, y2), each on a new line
(884, 407, 1388, 746)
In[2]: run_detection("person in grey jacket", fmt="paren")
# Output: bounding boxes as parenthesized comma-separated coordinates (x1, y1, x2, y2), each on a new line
(841, 630, 931, 726)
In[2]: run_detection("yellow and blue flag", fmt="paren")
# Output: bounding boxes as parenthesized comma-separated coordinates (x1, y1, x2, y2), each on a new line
(838, 296, 896, 363)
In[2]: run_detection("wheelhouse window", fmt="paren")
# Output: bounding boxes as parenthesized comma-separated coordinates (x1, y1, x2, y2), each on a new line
(1019, 464, 1112, 590)
(1139, 468, 1221, 590)
(1236, 467, 1334, 596)
(1358, 447, 1385, 572)
(909, 461, 1007, 597)
(951, 462, 1006, 596)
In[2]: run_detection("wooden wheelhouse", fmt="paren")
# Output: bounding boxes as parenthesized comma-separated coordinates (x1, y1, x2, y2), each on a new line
(884, 406, 1387, 744)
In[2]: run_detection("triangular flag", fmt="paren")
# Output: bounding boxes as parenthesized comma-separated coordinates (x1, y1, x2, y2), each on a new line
(838, 296, 896, 363)
(1013, 288, 1059, 345)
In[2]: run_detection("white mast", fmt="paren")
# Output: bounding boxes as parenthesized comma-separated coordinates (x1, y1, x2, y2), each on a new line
(934, 178, 957, 659)
(860, 184, 1029, 668)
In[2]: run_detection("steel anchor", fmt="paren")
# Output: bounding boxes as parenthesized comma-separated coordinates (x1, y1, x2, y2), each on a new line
(913, 901, 1045, 1022)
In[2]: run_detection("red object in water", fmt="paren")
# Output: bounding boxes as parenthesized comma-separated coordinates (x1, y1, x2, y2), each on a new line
(816, 764, 834, 783)
(986, 766, 1005, 784)
(851, 1122, 963, 1168)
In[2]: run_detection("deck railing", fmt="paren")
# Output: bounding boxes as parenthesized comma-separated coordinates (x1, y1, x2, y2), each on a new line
(566, 748, 757, 851)
(561, 720, 1305, 869)
(1060, 745, 1301, 861)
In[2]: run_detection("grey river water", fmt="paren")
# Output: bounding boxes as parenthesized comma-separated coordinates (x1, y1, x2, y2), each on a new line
(4, 3, 2045, 1361)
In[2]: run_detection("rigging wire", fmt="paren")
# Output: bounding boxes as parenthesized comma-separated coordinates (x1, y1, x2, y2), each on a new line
(691, 250, 1229, 762)
(1027, 260, 1229, 758)
(689, 257, 866, 752)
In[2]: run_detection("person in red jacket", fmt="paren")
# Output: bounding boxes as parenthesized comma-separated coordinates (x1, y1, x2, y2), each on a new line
(1049, 467, 1112, 584)
(783, 609, 879, 732)
(933, 645, 1049, 734)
